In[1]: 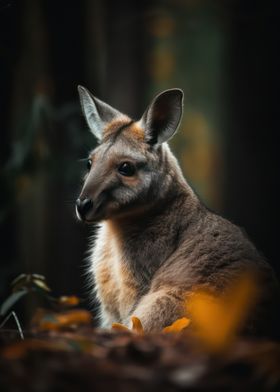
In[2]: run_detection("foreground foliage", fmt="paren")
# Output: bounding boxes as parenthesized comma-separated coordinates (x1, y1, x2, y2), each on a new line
(1, 327, 280, 391)
(0, 273, 280, 391)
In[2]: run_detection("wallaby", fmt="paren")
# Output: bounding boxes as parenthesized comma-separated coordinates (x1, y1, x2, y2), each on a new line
(76, 86, 279, 337)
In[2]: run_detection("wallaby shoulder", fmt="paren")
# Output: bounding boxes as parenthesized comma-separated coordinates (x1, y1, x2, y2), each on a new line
(152, 206, 270, 291)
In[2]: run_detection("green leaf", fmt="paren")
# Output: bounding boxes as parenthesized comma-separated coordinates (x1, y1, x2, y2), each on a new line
(11, 273, 51, 293)
(11, 274, 28, 289)
(31, 274, 47, 281)
(0, 289, 28, 317)
(32, 279, 51, 292)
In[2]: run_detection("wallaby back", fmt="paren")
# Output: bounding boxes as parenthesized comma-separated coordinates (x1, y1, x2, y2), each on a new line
(76, 86, 280, 337)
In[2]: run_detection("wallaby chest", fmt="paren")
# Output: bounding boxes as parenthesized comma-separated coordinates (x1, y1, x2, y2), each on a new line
(92, 222, 141, 324)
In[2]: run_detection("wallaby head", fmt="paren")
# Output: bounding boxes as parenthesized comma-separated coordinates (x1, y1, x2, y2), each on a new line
(76, 86, 184, 223)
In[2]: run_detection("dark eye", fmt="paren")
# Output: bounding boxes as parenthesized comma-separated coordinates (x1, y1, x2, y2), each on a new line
(118, 162, 136, 176)
(87, 159, 92, 171)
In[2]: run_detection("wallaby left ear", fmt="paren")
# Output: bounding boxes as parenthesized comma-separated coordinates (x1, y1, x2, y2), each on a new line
(140, 89, 184, 146)
(78, 85, 122, 141)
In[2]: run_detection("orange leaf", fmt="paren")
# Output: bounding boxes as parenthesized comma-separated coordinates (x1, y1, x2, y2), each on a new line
(58, 296, 80, 306)
(35, 309, 92, 331)
(112, 323, 131, 332)
(163, 317, 191, 333)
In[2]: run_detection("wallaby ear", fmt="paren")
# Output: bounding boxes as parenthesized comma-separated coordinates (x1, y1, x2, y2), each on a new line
(78, 85, 122, 141)
(140, 89, 184, 146)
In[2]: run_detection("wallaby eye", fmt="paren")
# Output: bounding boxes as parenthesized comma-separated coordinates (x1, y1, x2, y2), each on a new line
(118, 162, 136, 177)
(87, 159, 92, 171)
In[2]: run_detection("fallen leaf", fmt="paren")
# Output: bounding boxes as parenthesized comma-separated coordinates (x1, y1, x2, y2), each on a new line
(33, 309, 92, 331)
(163, 317, 191, 333)
(58, 296, 80, 307)
(112, 323, 131, 332)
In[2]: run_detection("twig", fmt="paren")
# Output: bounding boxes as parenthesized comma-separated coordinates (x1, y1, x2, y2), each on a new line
(0, 311, 24, 340)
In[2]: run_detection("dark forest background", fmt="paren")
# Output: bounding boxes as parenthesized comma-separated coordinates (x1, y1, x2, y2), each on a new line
(0, 0, 279, 313)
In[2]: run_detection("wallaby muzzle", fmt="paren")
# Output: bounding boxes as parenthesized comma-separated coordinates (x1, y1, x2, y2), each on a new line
(76, 197, 93, 220)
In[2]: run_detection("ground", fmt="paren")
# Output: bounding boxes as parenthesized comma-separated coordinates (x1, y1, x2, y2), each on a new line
(1, 325, 280, 391)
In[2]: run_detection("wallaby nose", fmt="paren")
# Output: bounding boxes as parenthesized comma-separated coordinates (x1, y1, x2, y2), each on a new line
(76, 198, 93, 219)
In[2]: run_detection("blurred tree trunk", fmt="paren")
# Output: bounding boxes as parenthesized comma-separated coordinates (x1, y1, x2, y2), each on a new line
(225, 0, 279, 276)
(85, 0, 148, 117)
(12, 0, 51, 278)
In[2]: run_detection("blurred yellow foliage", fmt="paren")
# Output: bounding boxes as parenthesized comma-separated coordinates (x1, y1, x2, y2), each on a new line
(187, 272, 259, 352)
(148, 15, 175, 38)
(149, 49, 175, 82)
(179, 112, 223, 210)
(111, 272, 258, 348)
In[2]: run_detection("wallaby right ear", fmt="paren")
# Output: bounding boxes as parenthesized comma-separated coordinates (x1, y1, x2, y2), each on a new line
(78, 85, 121, 141)
(140, 89, 184, 146)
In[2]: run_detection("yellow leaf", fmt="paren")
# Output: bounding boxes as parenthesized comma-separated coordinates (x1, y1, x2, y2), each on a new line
(163, 317, 191, 333)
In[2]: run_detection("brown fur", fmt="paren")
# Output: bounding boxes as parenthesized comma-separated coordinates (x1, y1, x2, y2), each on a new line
(103, 119, 145, 142)
(123, 122, 145, 141)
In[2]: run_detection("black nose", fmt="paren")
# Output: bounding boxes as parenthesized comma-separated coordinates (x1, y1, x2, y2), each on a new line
(76, 198, 93, 219)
